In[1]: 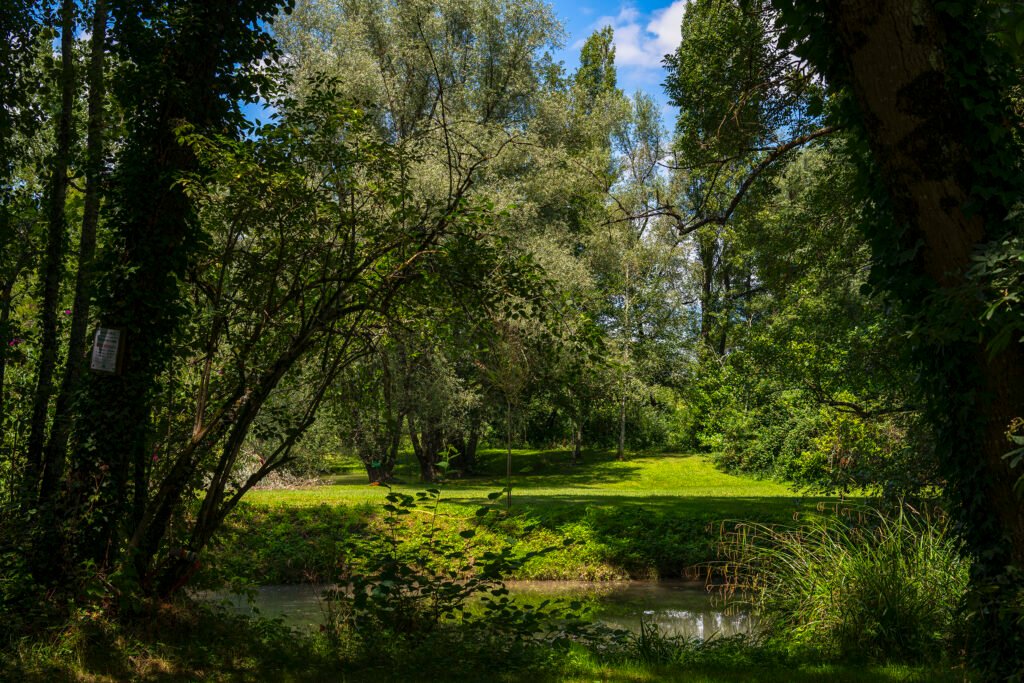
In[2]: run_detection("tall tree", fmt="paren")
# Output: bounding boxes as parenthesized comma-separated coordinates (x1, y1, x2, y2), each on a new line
(66, 0, 288, 573)
(770, 1, 1024, 673)
(42, 0, 110, 503)
(24, 0, 76, 504)
(667, 0, 1024, 673)
(575, 26, 618, 113)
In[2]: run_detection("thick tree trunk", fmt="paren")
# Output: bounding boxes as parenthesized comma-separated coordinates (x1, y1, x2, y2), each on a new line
(25, 0, 75, 503)
(825, 0, 1024, 673)
(829, 0, 1024, 564)
(365, 460, 392, 484)
(42, 0, 108, 503)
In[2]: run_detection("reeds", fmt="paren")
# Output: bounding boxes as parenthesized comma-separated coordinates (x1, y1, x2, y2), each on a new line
(715, 502, 968, 662)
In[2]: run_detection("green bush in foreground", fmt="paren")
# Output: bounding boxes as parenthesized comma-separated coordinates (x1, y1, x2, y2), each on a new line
(321, 485, 611, 674)
(718, 503, 969, 662)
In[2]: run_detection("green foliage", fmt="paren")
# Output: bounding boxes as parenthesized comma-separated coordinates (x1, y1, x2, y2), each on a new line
(0, 599, 336, 682)
(575, 26, 619, 111)
(197, 503, 367, 588)
(719, 505, 968, 662)
(322, 484, 605, 674)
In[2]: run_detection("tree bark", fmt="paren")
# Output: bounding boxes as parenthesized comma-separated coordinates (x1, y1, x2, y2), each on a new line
(617, 391, 626, 461)
(823, 0, 1024, 673)
(464, 412, 480, 474)
(829, 0, 1024, 564)
(408, 421, 438, 482)
(505, 399, 512, 508)
(25, 0, 75, 503)
(42, 0, 108, 503)
(572, 418, 582, 465)
(0, 276, 17, 432)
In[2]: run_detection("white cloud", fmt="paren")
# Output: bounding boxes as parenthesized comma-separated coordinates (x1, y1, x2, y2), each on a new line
(587, 1, 688, 70)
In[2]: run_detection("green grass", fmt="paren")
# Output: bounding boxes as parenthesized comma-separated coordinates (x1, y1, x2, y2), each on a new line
(202, 449, 850, 586)
(3, 601, 964, 683)
(249, 448, 800, 507)
(551, 651, 963, 683)
(13, 453, 958, 682)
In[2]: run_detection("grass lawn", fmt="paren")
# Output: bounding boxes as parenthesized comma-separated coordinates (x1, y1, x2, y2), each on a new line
(248, 448, 806, 512)
(203, 449, 852, 585)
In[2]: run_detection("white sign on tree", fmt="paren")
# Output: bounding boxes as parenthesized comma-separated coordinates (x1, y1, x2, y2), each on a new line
(90, 327, 124, 374)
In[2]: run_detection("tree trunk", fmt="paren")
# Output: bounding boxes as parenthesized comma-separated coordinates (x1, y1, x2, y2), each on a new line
(386, 411, 403, 478)
(42, 0, 108, 503)
(698, 236, 716, 347)
(572, 418, 582, 465)
(618, 259, 631, 462)
(617, 391, 626, 461)
(830, 0, 1024, 561)
(67, 1, 270, 574)
(0, 281, 14, 432)
(824, 1, 1024, 673)
(25, 0, 75, 504)
(408, 421, 437, 482)
(464, 414, 480, 474)
(365, 460, 391, 484)
(505, 399, 512, 509)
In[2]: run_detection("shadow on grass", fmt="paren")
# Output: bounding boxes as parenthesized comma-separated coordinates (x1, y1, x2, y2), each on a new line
(325, 448, 691, 490)
(441, 493, 833, 522)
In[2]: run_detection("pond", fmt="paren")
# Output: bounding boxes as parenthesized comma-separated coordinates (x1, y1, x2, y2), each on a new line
(198, 580, 754, 639)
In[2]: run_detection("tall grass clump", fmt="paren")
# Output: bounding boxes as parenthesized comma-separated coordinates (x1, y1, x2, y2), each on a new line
(718, 503, 968, 662)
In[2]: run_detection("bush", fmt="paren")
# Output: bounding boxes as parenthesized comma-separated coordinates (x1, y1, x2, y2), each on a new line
(717, 504, 968, 662)
(323, 485, 606, 674)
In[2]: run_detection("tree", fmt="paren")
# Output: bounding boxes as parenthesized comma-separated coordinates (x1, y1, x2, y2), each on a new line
(771, 1, 1024, 672)
(24, 0, 76, 505)
(42, 0, 109, 502)
(666, 0, 1024, 673)
(59, 0, 289, 578)
(575, 26, 618, 113)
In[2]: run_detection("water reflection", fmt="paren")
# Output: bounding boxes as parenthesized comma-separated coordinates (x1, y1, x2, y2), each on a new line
(196, 580, 754, 639)
(507, 580, 754, 639)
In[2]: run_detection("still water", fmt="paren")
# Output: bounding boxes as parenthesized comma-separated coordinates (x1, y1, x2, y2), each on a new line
(199, 580, 754, 639)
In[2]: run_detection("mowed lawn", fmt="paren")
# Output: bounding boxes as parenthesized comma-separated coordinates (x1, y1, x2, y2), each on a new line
(201, 449, 855, 584)
(239, 448, 847, 544)
(246, 448, 820, 519)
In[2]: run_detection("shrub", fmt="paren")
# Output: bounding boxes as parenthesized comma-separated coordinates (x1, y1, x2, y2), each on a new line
(717, 504, 968, 662)
(322, 485, 605, 673)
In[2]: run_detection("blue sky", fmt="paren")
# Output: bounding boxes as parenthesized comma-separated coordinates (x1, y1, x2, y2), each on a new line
(548, 0, 686, 117)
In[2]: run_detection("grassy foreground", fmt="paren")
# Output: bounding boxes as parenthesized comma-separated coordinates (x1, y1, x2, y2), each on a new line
(201, 449, 845, 586)
(6, 451, 966, 682)
(2, 603, 965, 682)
